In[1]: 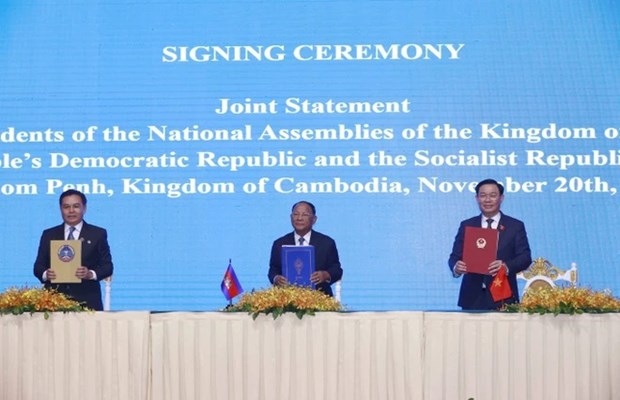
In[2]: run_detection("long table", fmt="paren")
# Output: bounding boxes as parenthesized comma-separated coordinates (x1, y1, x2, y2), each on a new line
(1, 311, 618, 400)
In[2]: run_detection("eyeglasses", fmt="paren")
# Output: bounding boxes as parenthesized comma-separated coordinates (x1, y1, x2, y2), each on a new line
(291, 213, 313, 218)
(477, 193, 500, 200)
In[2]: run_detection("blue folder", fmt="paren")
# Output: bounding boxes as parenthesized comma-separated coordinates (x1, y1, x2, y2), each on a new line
(281, 245, 315, 288)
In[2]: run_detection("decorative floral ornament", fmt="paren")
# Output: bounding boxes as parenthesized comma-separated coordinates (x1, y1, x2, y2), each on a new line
(503, 286, 620, 314)
(0, 287, 89, 319)
(225, 285, 343, 319)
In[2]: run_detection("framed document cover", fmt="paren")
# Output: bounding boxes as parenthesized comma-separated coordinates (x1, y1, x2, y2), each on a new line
(281, 245, 315, 288)
(462, 226, 498, 275)
(50, 240, 82, 283)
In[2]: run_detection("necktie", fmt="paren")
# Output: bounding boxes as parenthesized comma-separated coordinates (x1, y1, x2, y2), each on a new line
(68, 226, 76, 240)
(481, 218, 495, 289)
(298, 237, 305, 245)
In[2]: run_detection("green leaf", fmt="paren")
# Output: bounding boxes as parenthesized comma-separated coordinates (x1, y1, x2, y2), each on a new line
(272, 308, 283, 319)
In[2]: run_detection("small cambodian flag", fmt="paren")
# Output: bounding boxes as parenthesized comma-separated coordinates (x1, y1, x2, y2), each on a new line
(221, 259, 243, 301)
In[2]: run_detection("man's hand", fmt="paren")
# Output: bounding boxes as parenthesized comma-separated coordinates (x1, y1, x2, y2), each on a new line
(454, 260, 467, 275)
(76, 266, 93, 280)
(310, 271, 330, 284)
(45, 268, 57, 281)
(488, 260, 507, 276)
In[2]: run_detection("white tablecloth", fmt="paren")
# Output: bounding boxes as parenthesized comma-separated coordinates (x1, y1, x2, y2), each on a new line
(423, 312, 620, 400)
(0, 312, 151, 400)
(150, 311, 425, 400)
(2, 311, 619, 400)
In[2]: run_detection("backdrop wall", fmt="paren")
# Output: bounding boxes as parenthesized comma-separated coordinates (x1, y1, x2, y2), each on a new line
(1, 1, 618, 310)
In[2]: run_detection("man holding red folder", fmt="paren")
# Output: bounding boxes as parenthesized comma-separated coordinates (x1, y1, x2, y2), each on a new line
(448, 179, 532, 310)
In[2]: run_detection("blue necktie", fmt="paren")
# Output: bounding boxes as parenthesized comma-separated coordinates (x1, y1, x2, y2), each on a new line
(68, 226, 76, 240)
(298, 237, 305, 245)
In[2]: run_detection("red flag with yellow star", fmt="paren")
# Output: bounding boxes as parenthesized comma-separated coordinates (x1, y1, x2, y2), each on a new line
(490, 267, 512, 302)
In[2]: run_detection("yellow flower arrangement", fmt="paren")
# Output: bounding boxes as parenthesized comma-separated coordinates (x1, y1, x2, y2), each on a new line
(225, 285, 343, 319)
(0, 287, 89, 319)
(503, 286, 620, 315)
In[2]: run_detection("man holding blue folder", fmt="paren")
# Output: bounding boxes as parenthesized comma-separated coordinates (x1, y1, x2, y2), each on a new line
(268, 201, 343, 296)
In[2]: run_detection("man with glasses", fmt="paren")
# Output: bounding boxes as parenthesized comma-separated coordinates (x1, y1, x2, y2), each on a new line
(448, 178, 532, 310)
(268, 201, 343, 296)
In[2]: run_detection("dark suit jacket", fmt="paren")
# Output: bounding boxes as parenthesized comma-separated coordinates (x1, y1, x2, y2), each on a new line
(33, 221, 114, 311)
(448, 213, 531, 310)
(268, 230, 343, 296)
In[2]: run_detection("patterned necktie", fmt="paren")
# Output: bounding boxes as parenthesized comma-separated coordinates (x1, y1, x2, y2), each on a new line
(298, 237, 305, 245)
(486, 218, 494, 229)
(68, 226, 76, 240)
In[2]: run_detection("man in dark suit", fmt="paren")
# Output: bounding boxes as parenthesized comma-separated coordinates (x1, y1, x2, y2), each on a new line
(33, 189, 114, 311)
(449, 179, 531, 310)
(268, 201, 343, 296)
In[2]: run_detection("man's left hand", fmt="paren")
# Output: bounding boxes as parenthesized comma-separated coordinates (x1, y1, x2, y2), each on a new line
(310, 271, 330, 284)
(76, 266, 93, 280)
(488, 260, 507, 276)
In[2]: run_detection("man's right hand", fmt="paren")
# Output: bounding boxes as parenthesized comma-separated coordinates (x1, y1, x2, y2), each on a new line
(274, 275, 288, 285)
(454, 260, 467, 275)
(45, 268, 57, 281)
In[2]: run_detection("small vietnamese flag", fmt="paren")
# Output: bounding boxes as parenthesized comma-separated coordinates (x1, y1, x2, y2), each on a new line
(221, 259, 243, 301)
(490, 267, 512, 302)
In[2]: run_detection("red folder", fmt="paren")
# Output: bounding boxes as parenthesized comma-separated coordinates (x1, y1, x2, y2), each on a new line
(462, 226, 499, 275)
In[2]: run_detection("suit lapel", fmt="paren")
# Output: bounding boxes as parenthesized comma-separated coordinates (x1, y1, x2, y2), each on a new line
(79, 222, 89, 240)
(53, 224, 65, 240)
(497, 215, 503, 250)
